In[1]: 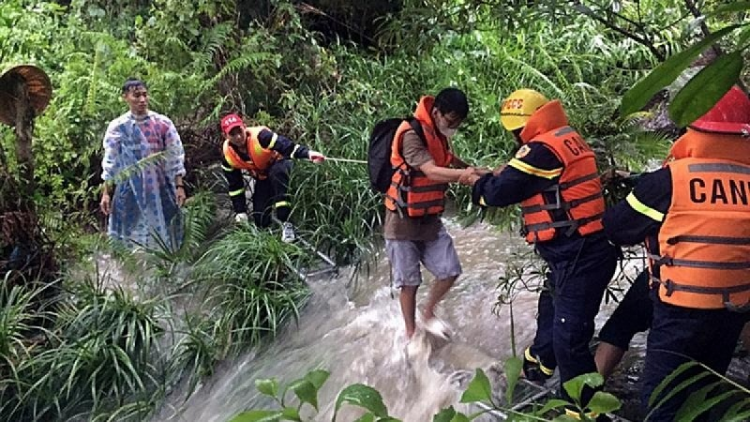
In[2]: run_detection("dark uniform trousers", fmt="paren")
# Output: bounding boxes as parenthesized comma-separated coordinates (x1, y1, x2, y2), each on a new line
(529, 232, 618, 405)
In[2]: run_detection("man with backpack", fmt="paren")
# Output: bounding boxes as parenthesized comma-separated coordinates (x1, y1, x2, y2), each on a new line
(377, 88, 480, 349)
(220, 113, 325, 242)
(465, 89, 617, 420)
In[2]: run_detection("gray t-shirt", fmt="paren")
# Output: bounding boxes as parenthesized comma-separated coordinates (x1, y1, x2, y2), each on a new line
(383, 129, 444, 241)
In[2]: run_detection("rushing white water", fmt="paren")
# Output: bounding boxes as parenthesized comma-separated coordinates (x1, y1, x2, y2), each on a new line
(152, 220, 638, 422)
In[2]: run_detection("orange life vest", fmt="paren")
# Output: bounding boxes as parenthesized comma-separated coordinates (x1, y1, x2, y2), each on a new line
(385, 96, 453, 217)
(518, 104, 605, 243)
(222, 126, 280, 179)
(649, 129, 750, 310)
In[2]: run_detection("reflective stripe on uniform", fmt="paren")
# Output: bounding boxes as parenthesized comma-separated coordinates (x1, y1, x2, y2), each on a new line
(508, 158, 563, 179)
(626, 192, 664, 222)
(688, 163, 750, 175)
(524, 348, 554, 375)
(667, 235, 750, 246)
(229, 188, 245, 197)
(292, 144, 301, 158)
(267, 133, 279, 149)
(273, 200, 291, 209)
(221, 164, 234, 172)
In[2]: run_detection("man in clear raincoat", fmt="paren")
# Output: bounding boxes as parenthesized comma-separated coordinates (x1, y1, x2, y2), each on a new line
(99, 78, 187, 249)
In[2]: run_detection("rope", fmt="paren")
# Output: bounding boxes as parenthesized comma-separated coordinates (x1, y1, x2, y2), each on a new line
(325, 157, 368, 164)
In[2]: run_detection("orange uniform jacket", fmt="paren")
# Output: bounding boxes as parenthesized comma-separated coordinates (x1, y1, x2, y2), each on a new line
(222, 126, 281, 180)
(516, 102, 605, 243)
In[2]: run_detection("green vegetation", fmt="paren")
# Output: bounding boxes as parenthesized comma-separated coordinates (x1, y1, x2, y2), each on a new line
(229, 363, 621, 422)
(2, 0, 750, 420)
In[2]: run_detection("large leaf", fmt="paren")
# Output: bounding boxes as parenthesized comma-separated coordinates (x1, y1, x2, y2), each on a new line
(619, 25, 739, 117)
(535, 399, 570, 416)
(256, 378, 279, 398)
(669, 51, 744, 127)
(290, 379, 319, 411)
(354, 414, 375, 422)
(334, 384, 389, 420)
(434, 407, 457, 422)
(587, 391, 621, 415)
(281, 407, 302, 422)
(229, 410, 283, 422)
(306, 369, 330, 390)
(504, 357, 522, 405)
(460, 368, 493, 404)
(562, 373, 603, 404)
(450, 413, 470, 422)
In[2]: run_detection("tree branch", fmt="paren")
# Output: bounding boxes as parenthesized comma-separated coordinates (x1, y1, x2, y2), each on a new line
(568, 0, 665, 60)
(684, 0, 723, 57)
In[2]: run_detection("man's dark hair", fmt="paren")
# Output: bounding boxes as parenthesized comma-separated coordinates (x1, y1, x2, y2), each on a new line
(434, 87, 469, 119)
(122, 78, 147, 94)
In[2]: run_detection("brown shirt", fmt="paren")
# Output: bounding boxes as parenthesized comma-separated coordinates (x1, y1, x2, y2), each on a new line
(383, 129, 444, 241)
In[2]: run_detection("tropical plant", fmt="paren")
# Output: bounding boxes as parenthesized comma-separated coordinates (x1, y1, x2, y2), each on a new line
(229, 362, 622, 422)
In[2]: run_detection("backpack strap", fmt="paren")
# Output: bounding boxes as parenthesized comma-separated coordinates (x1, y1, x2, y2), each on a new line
(407, 118, 427, 146)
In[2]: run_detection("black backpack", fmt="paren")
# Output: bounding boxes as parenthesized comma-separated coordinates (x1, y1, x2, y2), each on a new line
(367, 117, 425, 193)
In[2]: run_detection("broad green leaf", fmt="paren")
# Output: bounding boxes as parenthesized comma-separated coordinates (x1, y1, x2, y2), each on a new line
(281, 407, 302, 422)
(306, 369, 330, 390)
(460, 368, 493, 403)
(334, 384, 389, 420)
(587, 392, 621, 415)
(434, 406, 457, 422)
(649, 361, 701, 407)
(504, 357, 523, 405)
(562, 373, 603, 404)
(669, 51, 743, 127)
(451, 413, 471, 422)
(376, 418, 402, 422)
(354, 414, 375, 422)
(229, 410, 283, 422)
(535, 398, 570, 416)
(709, 2, 750, 15)
(290, 379, 318, 411)
(676, 384, 735, 422)
(619, 25, 739, 117)
(255, 378, 279, 398)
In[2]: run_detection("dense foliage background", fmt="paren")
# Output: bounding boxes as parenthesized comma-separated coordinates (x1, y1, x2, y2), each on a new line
(1, 0, 749, 420)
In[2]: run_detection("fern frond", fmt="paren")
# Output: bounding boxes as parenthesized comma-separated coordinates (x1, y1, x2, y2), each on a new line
(104, 148, 178, 188)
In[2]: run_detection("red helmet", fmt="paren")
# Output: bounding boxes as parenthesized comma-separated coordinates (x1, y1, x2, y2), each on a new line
(689, 86, 750, 135)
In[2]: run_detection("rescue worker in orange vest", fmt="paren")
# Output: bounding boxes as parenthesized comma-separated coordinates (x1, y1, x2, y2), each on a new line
(220, 113, 325, 242)
(384, 88, 480, 351)
(465, 89, 618, 418)
(602, 86, 750, 421)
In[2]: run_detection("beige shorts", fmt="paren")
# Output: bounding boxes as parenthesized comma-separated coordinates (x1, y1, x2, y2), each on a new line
(385, 226, 462, 288)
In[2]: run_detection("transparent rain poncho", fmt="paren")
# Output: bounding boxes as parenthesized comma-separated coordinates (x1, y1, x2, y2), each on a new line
(101, 111, 186, 250)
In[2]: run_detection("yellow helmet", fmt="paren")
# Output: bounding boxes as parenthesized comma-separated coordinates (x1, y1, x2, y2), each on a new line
(499, 89, 549, 131)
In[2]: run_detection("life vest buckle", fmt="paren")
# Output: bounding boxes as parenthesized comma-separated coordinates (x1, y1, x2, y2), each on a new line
(663, 279, 675, 297)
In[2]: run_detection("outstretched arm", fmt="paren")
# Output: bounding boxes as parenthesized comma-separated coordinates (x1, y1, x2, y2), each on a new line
(257, 129, 324, 162)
